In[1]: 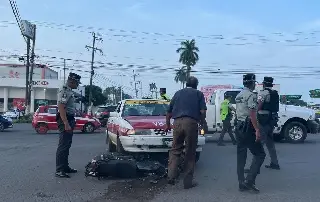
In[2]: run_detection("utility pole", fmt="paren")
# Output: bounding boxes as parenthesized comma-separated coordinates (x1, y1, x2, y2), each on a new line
(132, 70, 139, 98)
(86, 32, 103, 107)
(139, 81, 143, 98)
(155, 87, 158, 99)
(25, 38, 31, 113)
(63, 58, 66, 83)
(28, 25, 36, 111)
(119, 74, 125, 100)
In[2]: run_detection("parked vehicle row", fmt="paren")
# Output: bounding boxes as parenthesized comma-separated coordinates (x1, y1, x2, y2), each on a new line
(94, 105, 117, 127)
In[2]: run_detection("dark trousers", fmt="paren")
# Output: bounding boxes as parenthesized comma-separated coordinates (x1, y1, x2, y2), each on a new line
(218, 119, 236, 143)
(56, 118, 75, 172)
(236, 122, 266, 184)
(260, 124, 279, 165)
(168, 117, 198, 186)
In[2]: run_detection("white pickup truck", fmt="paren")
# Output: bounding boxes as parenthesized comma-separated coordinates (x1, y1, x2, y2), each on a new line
(205, 89, 318, 143)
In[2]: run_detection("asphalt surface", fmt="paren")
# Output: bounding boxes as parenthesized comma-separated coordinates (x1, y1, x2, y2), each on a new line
(1, 124, 320, 202)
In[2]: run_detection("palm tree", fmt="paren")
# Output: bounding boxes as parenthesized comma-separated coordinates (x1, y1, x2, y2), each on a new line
(176, 39, 199, 79)
(174, 66, 187, 88)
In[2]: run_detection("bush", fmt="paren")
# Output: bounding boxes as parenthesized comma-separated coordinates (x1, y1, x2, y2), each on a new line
(13, 114, 33, 123)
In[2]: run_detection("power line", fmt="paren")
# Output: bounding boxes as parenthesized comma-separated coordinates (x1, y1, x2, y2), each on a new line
(2, 52, 320, 80)
(2, 20, 320, 46)
(2, 49, 320, 80)
(8, 0, 27, 43)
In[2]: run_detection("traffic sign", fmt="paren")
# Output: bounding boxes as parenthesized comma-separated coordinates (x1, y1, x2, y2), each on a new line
(309, 89, 320, 98)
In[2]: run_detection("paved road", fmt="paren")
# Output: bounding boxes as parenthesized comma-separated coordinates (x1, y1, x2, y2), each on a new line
(0, 124, 111, 202)
(1, 124, 320, 202)
(152, 136, 320, 202)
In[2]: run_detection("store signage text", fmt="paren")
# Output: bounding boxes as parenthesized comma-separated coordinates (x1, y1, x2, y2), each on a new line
(32, 81, 49, 86)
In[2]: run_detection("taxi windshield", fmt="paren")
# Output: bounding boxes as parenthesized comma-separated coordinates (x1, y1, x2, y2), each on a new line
(123, 100, 169, 116)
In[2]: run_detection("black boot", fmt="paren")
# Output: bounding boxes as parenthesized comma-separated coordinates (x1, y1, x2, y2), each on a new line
(239, 182, 250, 192)
(265, 163, 280, 170)
(244, 181, 260, 193)
(55, 171, 70, 178)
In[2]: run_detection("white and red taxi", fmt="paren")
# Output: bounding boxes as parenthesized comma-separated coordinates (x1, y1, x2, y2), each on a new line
(106, 99, 206, 161)
(32, 105, 101, 134)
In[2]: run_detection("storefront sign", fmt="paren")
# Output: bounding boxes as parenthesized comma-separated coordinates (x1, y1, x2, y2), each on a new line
(32, 80, 49, 86)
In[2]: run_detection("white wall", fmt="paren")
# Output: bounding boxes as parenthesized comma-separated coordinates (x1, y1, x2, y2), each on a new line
(8, 88, 25, 98)
(45, 67, 58, 79)
(0, 78, 64, 88)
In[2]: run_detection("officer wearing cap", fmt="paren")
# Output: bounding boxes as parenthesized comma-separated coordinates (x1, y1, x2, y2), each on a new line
(55, 72, 81, 178)
(235, 73, 266, 192)
(256, 77, 280, 170)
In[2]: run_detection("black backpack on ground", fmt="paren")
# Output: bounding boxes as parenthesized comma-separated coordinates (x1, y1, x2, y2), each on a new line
(85, 152, 167, 180)
(262, 88, 279, 113)
(85, 153, 138, 179)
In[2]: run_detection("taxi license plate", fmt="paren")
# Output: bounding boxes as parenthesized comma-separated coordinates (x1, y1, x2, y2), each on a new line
(162, 138, 173, 146)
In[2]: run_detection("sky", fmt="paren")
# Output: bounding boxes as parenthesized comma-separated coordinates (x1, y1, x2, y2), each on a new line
(1, 0, 320, 102)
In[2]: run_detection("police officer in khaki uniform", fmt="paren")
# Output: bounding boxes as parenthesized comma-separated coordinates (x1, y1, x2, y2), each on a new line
(257, 77, 280, 170)
(55, 73, 81, 178)
(235, 73, 266, 192)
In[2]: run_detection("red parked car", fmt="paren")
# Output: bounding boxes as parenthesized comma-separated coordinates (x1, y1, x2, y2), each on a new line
(32, 105, 101, 134)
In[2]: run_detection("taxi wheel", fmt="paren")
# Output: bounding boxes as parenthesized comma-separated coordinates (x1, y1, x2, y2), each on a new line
(83, 123, 94, 133)
(116, 135, 125, 153)
(36, 123, 48, 134)
(0, 122, 4, 132)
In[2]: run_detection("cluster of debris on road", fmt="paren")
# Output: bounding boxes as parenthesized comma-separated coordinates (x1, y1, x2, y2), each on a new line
(86, 152, 170, 202)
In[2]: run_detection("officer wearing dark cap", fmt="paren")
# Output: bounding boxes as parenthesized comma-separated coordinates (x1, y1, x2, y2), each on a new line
(235, 73, 266, 192)
(55, 72, 81, 178)
(256, 77, 280, 170)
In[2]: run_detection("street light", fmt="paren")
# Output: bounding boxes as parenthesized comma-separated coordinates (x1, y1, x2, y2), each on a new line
(43, 88, 47, 105)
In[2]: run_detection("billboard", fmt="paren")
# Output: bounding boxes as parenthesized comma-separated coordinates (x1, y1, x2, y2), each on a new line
(200, 85, 239, 103)
(0, 64, 58, 80)
(21, 20, 35, 39)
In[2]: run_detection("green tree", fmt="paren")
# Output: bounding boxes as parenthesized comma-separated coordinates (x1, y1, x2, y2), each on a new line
(84, 85, 107, 106)
(103, 86, 132, 104)
(176, 39, 199, 79)
(174, 66, 187, 88)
